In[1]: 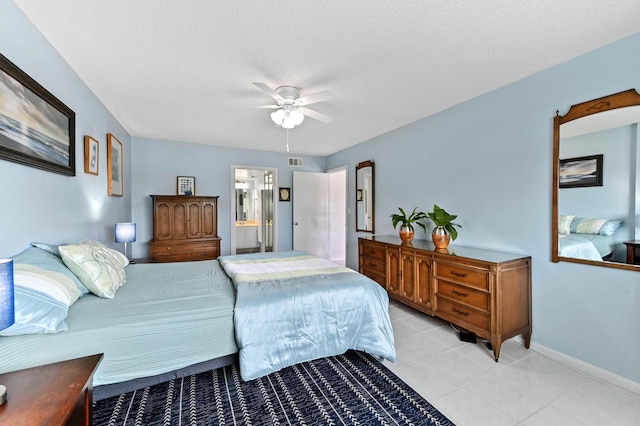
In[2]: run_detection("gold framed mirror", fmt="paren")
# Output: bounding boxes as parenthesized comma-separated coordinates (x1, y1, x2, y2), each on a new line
(552, 89, 640, 271)
(356, 160, 375, 233)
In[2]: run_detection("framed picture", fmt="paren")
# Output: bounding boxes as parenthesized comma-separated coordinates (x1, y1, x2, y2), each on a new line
(177, 176, 195, 195)
(279, 187, 291, 202)
(84, 136, 99, 175)
(0, 52, 75, 176)
(107, 133, 123, 196)
(559, 154, 603, 188)
(356, 189, 363, 202)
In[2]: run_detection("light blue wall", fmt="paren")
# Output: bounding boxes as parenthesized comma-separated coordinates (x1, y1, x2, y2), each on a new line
(0, 2, 131, 257)
(327, 33, 640, 383)
(130, 137, 325, 258)
(3, 0, 639, 384)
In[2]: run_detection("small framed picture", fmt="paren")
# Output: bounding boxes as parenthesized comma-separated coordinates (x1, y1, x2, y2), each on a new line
(107, 133, 123, 196)
(177, 176, 196, 195)
(356, 189, 363, 202)
(279, 187, 291, 202)
(84, 136, 99, 175)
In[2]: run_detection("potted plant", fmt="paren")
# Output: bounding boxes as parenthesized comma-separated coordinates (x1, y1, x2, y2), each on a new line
(427, 204, 461, 249)
(390, 207, 428, 242)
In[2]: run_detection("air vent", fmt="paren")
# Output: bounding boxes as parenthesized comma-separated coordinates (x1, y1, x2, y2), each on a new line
(288, 157, 303, 167)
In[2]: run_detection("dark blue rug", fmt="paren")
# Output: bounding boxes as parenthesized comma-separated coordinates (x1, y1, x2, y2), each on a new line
(93, 350, 454, 425)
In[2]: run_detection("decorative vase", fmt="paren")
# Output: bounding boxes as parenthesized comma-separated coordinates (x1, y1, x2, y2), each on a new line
(399, 224, 415, 242)
(432, 226, 451, 249)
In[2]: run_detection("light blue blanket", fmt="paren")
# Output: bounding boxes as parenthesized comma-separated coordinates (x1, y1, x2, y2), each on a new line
(218, 251, 396, 380)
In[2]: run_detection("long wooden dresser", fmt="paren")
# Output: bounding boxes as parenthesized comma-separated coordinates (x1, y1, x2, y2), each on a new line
(149, 195, 221, 262)
(359, 235, 531, 361)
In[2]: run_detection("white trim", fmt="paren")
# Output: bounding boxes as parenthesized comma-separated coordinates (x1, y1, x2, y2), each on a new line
(530, 342, 640, 397)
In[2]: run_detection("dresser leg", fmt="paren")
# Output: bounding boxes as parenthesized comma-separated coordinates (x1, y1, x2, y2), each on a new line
(492, 339, 502, 362)
(524, 331, 532, 349)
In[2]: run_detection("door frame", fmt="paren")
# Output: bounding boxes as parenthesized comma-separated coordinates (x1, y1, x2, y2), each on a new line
(230, 165, 278, 254)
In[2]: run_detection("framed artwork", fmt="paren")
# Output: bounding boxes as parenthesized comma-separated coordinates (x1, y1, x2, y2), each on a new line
(356, 189, 363, 202)
(559, 154, 603, 188)
(107, 133, 123, 196)
(0, 52, 75, 176)
(177, 176, 195, 195)
(279, 187, 291, 202)
(84, 136, 99, 175)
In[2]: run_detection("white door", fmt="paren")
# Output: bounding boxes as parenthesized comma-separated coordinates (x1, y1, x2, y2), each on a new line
(293, 171, 329, 259)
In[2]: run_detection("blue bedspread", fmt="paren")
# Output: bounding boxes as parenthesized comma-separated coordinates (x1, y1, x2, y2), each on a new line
(218, 251, 396, 381)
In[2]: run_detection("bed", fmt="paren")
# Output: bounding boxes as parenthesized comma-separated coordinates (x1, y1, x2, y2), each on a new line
(0, 243, 395, 398)
(558, 215, 620, 261)
(218, 251, 396, 380)
(558, 233, 614, 261)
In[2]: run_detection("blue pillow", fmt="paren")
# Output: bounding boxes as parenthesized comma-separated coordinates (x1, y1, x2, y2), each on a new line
(30, 242, 62, 258)
(12, 246, 89, 295)
(569, 217, 622, 236)
(0, 263, 82, 336)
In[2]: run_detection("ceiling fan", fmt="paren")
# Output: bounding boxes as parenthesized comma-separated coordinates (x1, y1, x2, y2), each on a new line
(253, 82, 332, 129)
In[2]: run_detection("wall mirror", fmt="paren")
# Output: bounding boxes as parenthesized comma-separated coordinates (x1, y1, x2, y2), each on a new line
(552, 89, 640, 272)
(356, 160, 375, 233)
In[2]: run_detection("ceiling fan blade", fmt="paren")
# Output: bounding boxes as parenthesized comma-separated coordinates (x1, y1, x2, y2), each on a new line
(253, 82, 282, 102)
(303, 107, 332, 123)
(256, 105, 280, 109)
(298, 90, 333, 106)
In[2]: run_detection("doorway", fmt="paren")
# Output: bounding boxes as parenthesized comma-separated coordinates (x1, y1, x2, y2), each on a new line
(231, 166, 277, 254)
(292, 167, 346, 265)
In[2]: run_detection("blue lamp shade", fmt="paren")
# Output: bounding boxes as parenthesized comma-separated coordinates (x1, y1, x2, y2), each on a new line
(115, 223, 136, 243)
(0, 259, 15, 332)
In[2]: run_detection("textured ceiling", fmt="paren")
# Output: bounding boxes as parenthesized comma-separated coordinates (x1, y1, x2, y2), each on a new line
(13, 0, 640, 156)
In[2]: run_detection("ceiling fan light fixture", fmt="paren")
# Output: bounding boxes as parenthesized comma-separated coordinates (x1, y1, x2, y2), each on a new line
(270, 109, 285, 125)
(271, 105, 304, 129)
(291, 108, 304, 126)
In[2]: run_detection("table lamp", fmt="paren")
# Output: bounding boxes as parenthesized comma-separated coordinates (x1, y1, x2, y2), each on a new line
(0, 259, 15, 405)
(115, 222, 136, 263)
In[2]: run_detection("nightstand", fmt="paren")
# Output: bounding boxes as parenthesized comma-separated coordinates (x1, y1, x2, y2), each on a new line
(624, 240, 640, 264)
(0, 354, 103, 425)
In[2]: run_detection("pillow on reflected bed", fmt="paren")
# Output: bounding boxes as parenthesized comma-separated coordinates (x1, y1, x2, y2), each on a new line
(1, 247, 86, 336)
(570, 217, 622, 236)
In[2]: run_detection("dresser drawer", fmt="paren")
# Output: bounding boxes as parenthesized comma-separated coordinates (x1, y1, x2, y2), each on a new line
(437, 297, 489, 330)
(360, 256, 386, 275)
(434, 261, 488, 291)
(361, 269, 385, 287)
(360, 241, 386, 261)
(437, 281, 489, 311)
(150, 240, 219, 262)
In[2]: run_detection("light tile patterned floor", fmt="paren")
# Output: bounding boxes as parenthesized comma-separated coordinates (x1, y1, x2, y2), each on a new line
(383, 300, 640, 425)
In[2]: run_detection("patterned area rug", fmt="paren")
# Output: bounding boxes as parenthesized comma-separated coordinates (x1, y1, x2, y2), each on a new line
(93, 350, 454, 425)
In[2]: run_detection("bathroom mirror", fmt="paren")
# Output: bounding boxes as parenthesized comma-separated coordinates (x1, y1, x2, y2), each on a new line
(552, 89, 640, 271)
(356, 160, 375, 233)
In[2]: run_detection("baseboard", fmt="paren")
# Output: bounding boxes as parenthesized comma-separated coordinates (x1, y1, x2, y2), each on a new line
(530, 342, 640, 396)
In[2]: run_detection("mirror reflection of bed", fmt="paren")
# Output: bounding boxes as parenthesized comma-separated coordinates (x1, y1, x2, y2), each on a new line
(555, 90, 640, 267)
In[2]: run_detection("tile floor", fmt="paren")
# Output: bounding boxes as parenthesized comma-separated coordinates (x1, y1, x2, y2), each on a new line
(383, 300, 640, 425)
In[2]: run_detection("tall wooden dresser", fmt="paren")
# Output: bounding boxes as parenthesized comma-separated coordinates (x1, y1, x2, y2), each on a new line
(149, 195, 221, 262)
(359, 235, 531, 361)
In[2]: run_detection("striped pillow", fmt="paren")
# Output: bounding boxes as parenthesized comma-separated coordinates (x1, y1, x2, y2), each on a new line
(0, 264, 82, 336)
(570, 217, 622, 236)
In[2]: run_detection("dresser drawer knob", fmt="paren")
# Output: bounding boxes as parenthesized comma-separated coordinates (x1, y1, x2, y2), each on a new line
(451, 270, 468, 278)
(452, 307, 470, 317)
(452, 289, 468, 297)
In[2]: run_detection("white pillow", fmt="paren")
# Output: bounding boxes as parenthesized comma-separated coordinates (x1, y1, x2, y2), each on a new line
(559, 214, 574, 236)
(59, 240, 126, 298)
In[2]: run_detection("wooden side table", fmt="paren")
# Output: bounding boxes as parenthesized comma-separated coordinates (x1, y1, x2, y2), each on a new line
(623, 240, 640, 265)
(0, 354, 103, 426)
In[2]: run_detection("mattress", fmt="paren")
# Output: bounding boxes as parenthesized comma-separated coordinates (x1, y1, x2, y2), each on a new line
(0, 260, 237, 387)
